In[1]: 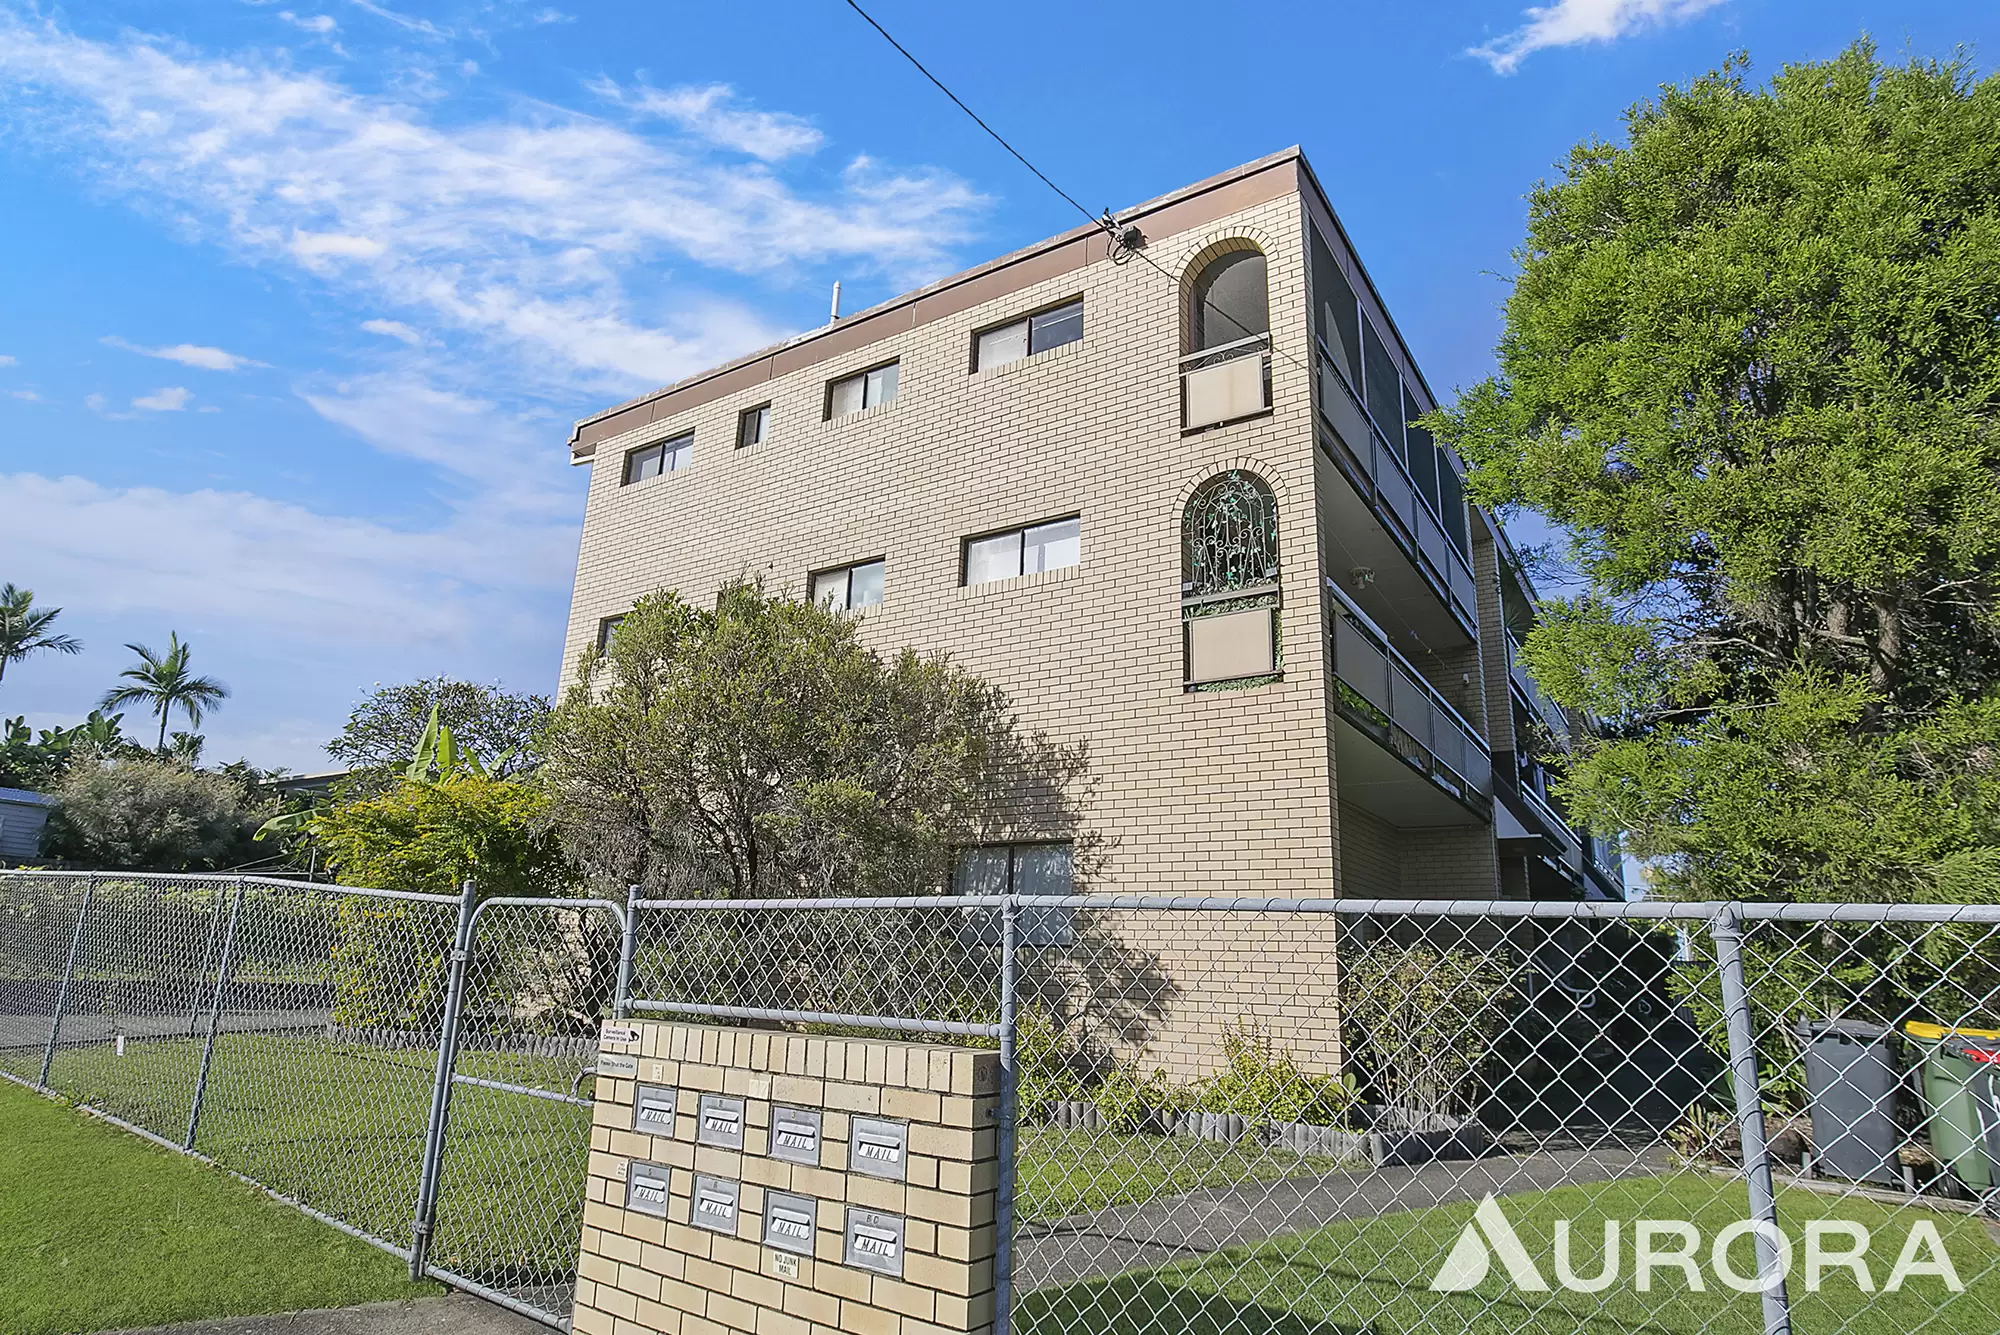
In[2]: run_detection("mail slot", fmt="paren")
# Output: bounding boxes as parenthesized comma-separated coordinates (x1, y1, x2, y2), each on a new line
(632, 1084, 678, 1134)
(696, 1093, 745, 1149)
(763, 1190, 816, 1254)
(624, 1162, 672, 1218)
(769, 1106, 822, 1165)
(848, 1116, 908, 1180)
(691, 1174, 740, 1233)
(844, 1207, 905, 1277)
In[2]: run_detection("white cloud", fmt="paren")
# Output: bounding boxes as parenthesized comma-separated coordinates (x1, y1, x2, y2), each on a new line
(361, 317, 423, 344)
(1471, 0, 1730, 74)
(591, 79, 825, 162)
(290, 230, 387, 263)
(10, 388, 42, 401)
(132, 386, 192, 411)
(0, 354, 15, 365)
(279, 12, 339, 35)
(0, 14, 982, 393)
(532, 9, 573, 24)
(83, 392, 107, 412)
(345, 0, 450, 39)
(102, 335, 267, 370)
(0, 470, 580, 766)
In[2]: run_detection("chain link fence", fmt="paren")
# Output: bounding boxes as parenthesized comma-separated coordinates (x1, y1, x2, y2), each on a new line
(5, 871, 1999, 1334)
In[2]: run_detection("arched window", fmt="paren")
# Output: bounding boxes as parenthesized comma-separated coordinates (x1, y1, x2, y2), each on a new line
(1181, 471, 1281, 688)
(1190, 250, 1269, 352)
(1182, 471, 1280, 596)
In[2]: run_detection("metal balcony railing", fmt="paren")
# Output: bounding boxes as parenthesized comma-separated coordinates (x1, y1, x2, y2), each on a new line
(1327, 580, 1493, 807)
(1315, 347, 1478, 627)
(1181, 334, 1271, 430)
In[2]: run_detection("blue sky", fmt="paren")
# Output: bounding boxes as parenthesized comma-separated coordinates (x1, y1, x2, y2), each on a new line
(0, 0, 1993, 771)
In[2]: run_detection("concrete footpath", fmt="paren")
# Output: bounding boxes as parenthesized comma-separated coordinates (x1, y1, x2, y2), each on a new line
(105, 1296, 547, 1335)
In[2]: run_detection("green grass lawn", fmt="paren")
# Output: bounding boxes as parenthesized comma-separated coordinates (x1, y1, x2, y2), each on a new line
(0, 1077, 434, 1335)
(39, 1030, 596, 1287)
(1018, 1123, 1355, 1219)
(1020, 1172, 2000, 1334)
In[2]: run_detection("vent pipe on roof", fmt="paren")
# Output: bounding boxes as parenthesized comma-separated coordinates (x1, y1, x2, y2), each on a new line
(830, 281, 842, 322)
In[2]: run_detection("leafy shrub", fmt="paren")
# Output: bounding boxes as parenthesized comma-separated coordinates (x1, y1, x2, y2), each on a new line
(1340, 940, 1511, 1120)
(1014, 1008, 1088, 1120)
(41, 754, 272, 871)
(329, 898, 448, 1031)
(1195, 1022, 1353, 1126)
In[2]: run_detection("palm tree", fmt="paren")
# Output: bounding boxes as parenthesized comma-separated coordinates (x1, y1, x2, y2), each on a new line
(0, 584, 84, 686)
(100, 633, 231, 752)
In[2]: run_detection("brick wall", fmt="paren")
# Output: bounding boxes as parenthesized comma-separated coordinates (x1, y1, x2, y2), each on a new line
(576, 1021, 1000, 1335)
(562, 193, 1337, 901)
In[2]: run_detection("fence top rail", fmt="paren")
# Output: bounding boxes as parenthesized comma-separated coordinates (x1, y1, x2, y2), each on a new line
(470, 895, 628, 930)
(625, 893, 2000, 923)
(631, 893, 1013, 912)
(0, 868, 459, 905)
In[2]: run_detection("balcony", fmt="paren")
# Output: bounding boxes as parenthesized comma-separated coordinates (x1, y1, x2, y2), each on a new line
(1315, 348, 1477, 634)
(1327, 581, 1492, 826)
(1181, 334, 1271, 431)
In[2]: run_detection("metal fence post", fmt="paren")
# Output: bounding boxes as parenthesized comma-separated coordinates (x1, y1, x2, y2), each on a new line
(614, 884, 640, 1020)
(1710, 904, 1794, 1335)
(39, 873, 96, 1089)
(184, 877, 247, 1149)
(993, 894, 1019, 1335)
(410, 877, 479, 1280)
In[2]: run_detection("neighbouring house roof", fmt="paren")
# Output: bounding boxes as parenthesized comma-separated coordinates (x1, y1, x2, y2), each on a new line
(0, 786, 58, 865)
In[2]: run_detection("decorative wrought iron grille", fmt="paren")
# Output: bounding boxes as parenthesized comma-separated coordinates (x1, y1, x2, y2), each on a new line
(1181, 470, 1280, 597)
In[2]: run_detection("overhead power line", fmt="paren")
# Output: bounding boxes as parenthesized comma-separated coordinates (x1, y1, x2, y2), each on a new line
(840, 0, 1107, 237)
(838, 0, 1306, 365)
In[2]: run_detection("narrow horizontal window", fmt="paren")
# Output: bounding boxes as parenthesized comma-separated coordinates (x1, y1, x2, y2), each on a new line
(811, 559, 885, 611)
(622, 431, 692, 485)
(973, 299, 1083, 371)
(963, 515, 1081, 585)
(827, 361, 899, 419)
(737, 403, 771, 449)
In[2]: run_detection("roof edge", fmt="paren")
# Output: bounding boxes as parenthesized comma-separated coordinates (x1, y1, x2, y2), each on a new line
(568, 146, 1305, 449)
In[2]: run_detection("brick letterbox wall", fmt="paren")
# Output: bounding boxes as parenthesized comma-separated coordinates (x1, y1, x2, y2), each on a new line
(574, 1020, 1001, 1335)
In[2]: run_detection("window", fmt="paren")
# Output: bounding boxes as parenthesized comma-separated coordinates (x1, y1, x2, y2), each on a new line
(954, 843, 1073, 946)
(826, 362, 899, 419)
(963, 517, 1080, 586)
(1182, 472, 1281, 687)
(974, 299, 1083, 371)
(596, 614, 626, 653)
(1182, 472, 1279, 596)
(737, 404, 770, 449)
(1190, 250, 1269, 352)
(810, 559, 885, 611)
(623, 431, 692, 485)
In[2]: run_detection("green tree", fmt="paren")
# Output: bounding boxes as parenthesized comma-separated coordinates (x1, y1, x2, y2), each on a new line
(1433, 40, 2000, 906)
(539, 579, 1090, 898)
(0, 583, 83, 687)
(100, 632, 231, 753)
(326, 677, 548, 796)
(0, 710, 136, 791)
(41, 753, 273, 871)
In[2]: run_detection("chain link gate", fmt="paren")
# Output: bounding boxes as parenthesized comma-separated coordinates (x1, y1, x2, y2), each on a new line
(412, 891, 632, 1328)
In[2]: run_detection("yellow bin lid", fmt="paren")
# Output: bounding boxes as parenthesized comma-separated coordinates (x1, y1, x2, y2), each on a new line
(1903, 1020, 2000, 1041)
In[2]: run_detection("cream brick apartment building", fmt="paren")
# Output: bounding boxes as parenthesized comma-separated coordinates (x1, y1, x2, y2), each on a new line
(559, 148, 1622, 914)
